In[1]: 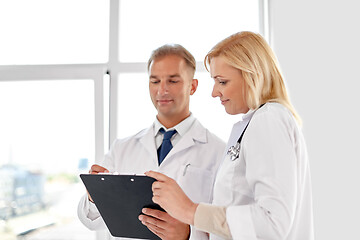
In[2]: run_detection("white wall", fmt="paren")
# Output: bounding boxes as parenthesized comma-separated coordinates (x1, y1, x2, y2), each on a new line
(270, 0, 360, 239)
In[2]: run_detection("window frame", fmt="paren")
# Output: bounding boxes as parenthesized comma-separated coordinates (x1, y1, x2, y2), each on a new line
(108, 0, 270, 144)
(0, 0, 269, 151)
(0, 64, 107, 163)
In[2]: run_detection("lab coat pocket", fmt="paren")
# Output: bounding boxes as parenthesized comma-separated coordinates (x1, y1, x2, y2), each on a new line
(178, 164, 214, 204)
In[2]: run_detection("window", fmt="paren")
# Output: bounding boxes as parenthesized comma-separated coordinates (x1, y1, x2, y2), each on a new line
(117, 73, 156, 138)
(0, 0, 109, 65)
(0, 0, 268, 239)
(114, 0, 267, 142)
(119, 0, 260, 62)
(0, 80, 97, 239)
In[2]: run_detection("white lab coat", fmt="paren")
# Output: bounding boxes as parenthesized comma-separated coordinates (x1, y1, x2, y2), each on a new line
(78, 118, 225, 240)
(211, 103, 314, 240)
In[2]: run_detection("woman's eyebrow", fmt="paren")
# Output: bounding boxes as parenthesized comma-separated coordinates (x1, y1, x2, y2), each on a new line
(212, 75, 224, 79)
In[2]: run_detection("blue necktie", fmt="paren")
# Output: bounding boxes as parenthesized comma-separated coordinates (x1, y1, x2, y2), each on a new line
(157, 129, 177, 165)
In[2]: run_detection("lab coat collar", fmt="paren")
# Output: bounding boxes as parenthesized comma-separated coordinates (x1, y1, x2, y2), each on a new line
(162, 119, 207, 162)
(136, 118, 207, 166)
(241, 103, 268, 121)
(179, 118, 207, 144)
(240, 108, 256, 121)
(154, 113, 195, 134)
(136, 126, 158, 164)
(230, 108, 258, 135)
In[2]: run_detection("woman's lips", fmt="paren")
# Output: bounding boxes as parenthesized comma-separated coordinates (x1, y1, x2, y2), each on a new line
(221, 99, 229, 105)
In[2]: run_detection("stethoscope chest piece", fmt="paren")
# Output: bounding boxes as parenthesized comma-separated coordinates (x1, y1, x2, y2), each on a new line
(227, 142, 240, 161)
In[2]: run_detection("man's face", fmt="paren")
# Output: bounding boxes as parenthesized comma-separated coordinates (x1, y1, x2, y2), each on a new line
(149, 55, 197, 126)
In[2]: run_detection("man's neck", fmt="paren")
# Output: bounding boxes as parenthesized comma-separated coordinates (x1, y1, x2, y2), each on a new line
(157, 113, 191, 129)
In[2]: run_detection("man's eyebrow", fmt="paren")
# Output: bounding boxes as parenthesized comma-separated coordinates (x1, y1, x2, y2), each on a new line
(149, 74, 181, 79)
(169, 74, 181, 78)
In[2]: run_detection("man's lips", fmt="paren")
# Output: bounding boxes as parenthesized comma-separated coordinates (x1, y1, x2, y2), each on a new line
(157, 99, 173, 104)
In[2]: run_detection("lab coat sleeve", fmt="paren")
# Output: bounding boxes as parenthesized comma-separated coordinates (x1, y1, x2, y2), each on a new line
(77, 194, 107, 230)
(100, 139, 118, 172)
(77, 140, 118, 230)
(227, 109, 299, 239)
(189, 225, 211, 240)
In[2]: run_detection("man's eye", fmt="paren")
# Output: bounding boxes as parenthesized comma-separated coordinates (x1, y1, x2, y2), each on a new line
(150, 80, 160, 84)
(169, 80, 179, 83)
(219, 80, 227, 85)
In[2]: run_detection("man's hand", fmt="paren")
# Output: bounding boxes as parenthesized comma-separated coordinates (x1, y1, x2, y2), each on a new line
(87, 164, 109, 202)
(89, 164, 109, 174)
(139, 209, 190, 240)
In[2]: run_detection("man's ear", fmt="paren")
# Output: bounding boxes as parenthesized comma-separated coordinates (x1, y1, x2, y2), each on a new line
(190, 79, 198, 95)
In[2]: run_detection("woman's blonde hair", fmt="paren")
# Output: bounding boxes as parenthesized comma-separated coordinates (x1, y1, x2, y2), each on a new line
(204, 31, 301, 125)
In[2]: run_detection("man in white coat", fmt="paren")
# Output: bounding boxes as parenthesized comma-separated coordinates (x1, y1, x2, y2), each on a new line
(77, 44, 226, 240)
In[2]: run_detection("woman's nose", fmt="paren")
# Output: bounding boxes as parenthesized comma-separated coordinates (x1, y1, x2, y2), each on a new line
(211, 84, 220, 98)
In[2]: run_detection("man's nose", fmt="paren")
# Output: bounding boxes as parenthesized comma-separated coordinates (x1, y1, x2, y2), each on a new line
(158, 81, 168, 95)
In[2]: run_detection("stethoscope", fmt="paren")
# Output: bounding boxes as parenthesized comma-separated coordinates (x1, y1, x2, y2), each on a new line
(227, 104, 265, 161)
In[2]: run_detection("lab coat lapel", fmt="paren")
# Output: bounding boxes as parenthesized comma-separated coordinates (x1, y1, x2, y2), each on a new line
(138, 125, 158, 165)
(165, 119, 207, 160)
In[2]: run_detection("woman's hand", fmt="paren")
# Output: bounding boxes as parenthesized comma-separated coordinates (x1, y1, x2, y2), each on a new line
(145, 171, 198, 225)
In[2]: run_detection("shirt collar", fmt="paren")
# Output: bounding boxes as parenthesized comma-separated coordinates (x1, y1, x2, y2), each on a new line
(235, 103, 267, 124)
(154, 113, 195, 137)
(241, 108, 256, 121)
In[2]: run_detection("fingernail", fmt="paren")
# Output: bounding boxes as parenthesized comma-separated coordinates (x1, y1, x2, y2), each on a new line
(138, 215, 143, 221)
(142, 208, 147, 213)
(104, 170, 109, 173)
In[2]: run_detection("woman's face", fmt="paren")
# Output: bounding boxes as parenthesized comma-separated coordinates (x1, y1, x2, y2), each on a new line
(210, 56, 249, 115)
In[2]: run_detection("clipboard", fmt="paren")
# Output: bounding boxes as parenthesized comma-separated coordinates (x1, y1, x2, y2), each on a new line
(80, 174, 163, 240)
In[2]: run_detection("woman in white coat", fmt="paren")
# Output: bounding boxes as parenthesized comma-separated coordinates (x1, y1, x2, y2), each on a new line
(145, 31, 314, 240)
